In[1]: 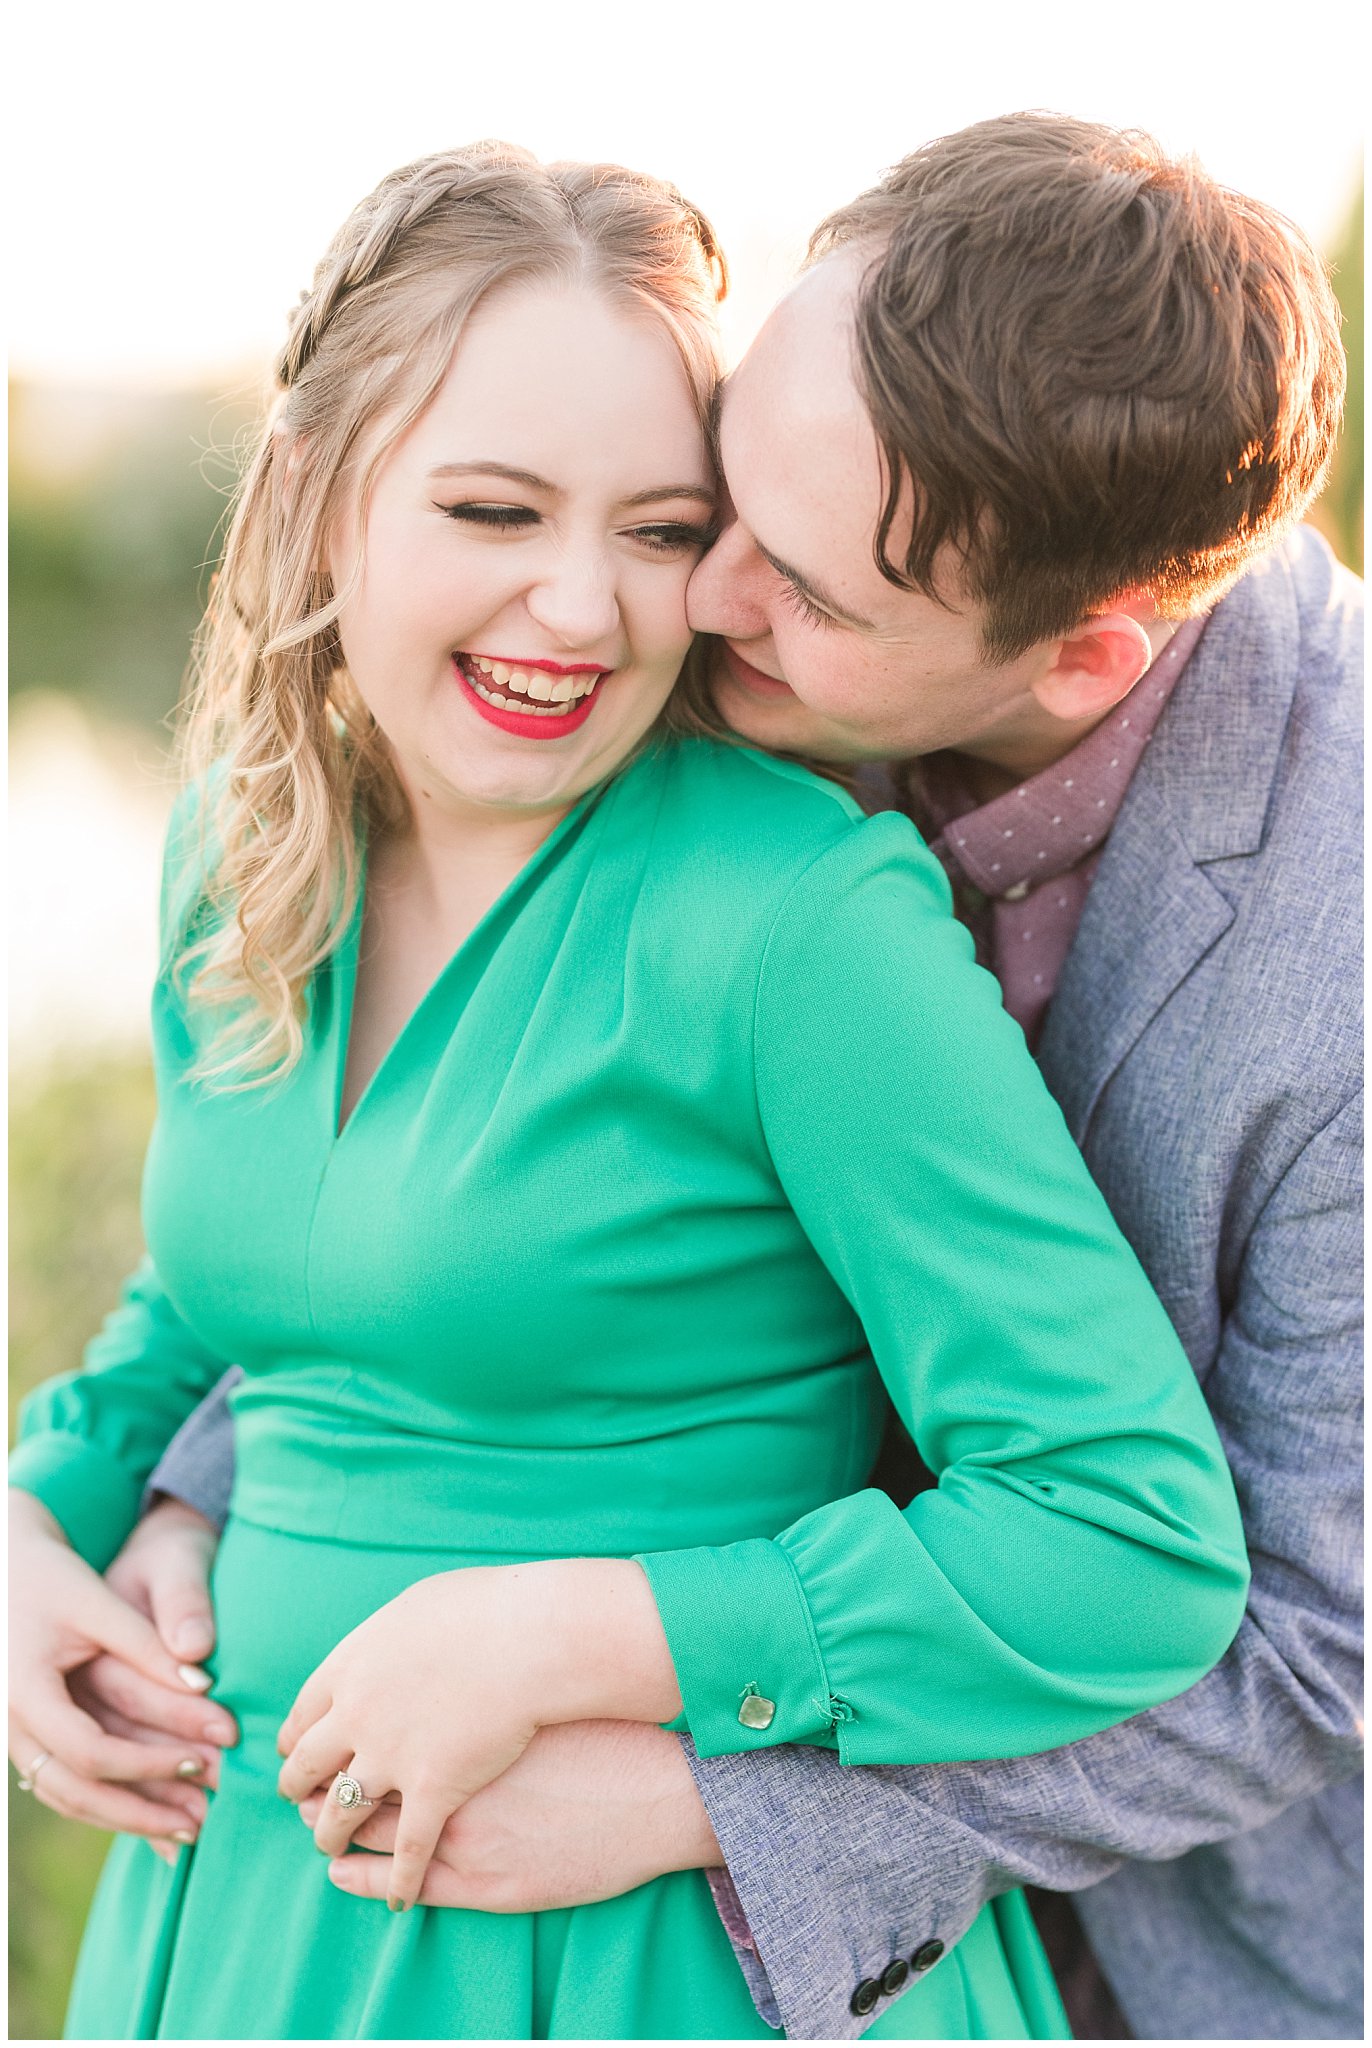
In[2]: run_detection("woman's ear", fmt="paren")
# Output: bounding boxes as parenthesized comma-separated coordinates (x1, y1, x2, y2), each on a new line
(1030, 612, 1156, 724)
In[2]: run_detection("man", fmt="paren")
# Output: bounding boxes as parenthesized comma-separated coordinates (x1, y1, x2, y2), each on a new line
(14, 115, 1361, 2039)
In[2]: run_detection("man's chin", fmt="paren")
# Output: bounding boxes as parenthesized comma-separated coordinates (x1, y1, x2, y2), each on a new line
(710, 681, 869, 766)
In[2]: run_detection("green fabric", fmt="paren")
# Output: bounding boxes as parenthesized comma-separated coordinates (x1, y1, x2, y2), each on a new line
(14, 737, 1246, 2039)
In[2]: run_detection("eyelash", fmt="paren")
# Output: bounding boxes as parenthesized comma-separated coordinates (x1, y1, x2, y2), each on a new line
(437, 503, 716, 556)
(778, 577, 835, 630)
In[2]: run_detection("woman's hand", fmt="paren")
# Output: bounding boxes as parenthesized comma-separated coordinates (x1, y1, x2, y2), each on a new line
(276, 1559, 682, 1910)
(301, 1719, 722, 1911)
(8, 1489, 225, 1846)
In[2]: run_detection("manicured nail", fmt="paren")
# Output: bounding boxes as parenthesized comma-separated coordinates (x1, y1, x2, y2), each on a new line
(175, 1758, 204, 1779)
(178, 1664, 214, 1693)
(387, 1898, 408, 1914)
(172, 1829, 197, 1845)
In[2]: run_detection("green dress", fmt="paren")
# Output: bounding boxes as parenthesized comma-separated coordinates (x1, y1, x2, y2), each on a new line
(12, 737, 1248, 2041)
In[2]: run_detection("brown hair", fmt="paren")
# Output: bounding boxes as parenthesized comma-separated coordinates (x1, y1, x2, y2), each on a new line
(810, 112, 1346, 660)
(178, 142, 726, 1086)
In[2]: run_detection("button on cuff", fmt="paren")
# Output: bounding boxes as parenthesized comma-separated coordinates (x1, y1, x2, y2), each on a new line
(911, 1938, 945, 1972)
(849, 1978, 881, 2018)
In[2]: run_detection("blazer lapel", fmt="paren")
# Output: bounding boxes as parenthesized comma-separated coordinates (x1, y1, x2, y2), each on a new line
(1037, 543, 1303, 1143)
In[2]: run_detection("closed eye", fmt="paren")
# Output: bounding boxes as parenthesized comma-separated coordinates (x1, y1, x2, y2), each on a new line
(628, 521, 718, 556)
(778, 577, 835, 630)
(437, 502, 539, 530)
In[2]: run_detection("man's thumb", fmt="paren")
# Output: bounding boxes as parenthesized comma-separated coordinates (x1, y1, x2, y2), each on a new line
(146, 1548, 218, 1663)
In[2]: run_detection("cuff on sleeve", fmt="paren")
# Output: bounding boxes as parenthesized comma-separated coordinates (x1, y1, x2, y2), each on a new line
(9, 1434, 143, 1571)
(634, 1534, 838, 1758)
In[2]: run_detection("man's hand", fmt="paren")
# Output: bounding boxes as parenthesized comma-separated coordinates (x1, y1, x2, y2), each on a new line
(300, 1718, 722, 1910)
(8, 1492, 236, 1863)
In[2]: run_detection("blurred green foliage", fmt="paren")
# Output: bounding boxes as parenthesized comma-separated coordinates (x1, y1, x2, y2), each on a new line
(5, 178, 1364, 2038)
(9, 1060, 157, 2040)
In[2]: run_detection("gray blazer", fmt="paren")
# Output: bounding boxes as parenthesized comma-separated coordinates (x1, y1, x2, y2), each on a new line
(150, 529, 1363, 2041)
(683, 527, 1364, 2039)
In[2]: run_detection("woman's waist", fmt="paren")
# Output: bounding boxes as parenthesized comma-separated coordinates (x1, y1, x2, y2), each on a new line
(228, 1383, 883, 1556)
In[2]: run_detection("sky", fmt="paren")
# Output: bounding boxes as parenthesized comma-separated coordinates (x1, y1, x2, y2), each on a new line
(11, 0, 1364, 387)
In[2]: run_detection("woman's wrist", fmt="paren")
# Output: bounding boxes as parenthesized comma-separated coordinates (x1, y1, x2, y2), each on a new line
(530, 1558, 684, 1728)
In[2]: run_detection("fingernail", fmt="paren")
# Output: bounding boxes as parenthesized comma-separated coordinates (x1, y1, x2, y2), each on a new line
(178, 1664, 214, 1693)
(203, 1721, 233, 1745)
(387, 1898, 408, 1914)
(150, 1839, 177, 1867)
(175, 1758, 205, 1779)
(328, 1861, 355, 1888)
(172, 1829, 197, 1845)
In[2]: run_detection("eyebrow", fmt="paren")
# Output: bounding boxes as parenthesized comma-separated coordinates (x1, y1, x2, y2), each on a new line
(427, 460, 715, 508)
(754, 539, 877, 631)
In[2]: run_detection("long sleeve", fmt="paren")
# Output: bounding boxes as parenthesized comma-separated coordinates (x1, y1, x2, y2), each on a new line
(10, 1258, 236, 1569)
(682, 1088, 1363, 2039)
(636, 821, 1249, 1766)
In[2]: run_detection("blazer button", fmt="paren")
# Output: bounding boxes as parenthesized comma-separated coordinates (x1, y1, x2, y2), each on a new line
(737, 1694, 776, 1730)
(910, 1938, 945, 1972)
(880, 1958, 909, 1995)
(849, 1978, 882, 2018)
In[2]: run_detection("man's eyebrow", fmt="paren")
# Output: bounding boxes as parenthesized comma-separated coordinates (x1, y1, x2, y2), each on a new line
(427, 461, 715, 509)
(755, 540, 877, 630)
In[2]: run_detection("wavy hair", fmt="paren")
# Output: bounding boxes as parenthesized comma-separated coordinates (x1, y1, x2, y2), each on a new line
(176, 142, 728, 1086)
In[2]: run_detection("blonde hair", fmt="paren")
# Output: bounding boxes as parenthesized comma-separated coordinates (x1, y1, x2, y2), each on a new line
(176, 142, 728, 1086)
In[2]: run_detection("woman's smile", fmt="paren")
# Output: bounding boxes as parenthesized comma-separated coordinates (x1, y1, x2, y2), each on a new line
(454, 651, 610, 739)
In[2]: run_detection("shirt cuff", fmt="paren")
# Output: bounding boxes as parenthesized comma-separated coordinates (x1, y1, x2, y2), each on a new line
(634, 1534, 839, 1757)
(9, 1433, 143, 1570)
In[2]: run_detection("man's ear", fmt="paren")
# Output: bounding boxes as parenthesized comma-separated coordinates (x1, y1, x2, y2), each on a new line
(1030, 612, 1155, 724)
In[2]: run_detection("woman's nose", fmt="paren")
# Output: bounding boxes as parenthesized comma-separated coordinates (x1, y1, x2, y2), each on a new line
(686, 517, 769, 640)
(524, 545, 621, 649)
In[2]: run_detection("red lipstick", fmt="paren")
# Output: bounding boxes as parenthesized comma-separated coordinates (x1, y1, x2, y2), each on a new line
(453, 658, 602, 740)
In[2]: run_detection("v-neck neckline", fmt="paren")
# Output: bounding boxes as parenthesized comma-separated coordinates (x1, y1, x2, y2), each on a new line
(329, 778, 610, 1143)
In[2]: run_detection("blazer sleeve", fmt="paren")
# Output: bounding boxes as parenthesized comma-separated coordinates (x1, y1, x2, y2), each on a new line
(635, 819, 1250, 1765)
(682, 1088, 1364, 2041)
(143, 1367, 244, 1528)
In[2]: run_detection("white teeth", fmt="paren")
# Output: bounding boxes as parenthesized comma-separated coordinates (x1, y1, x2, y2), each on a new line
(523, 670, 553, 701)
(469, 677, 579, 718)
(549, 676, 575, 702)
(490, 661, 511, 686)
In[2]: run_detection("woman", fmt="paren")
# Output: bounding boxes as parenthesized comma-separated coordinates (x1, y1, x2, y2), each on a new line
(9, 144, 1248, 2040)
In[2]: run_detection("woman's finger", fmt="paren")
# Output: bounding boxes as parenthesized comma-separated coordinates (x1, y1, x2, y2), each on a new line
(308, 1754, 391, 1858)
(67, 1692, 223, 1791)
(276, 1664, 334, 1758)
(19, 1744, 206, 1840)
(298, 1787, 399, 1828)
(70, 1572, 213, 1697)
(382, 1791, 451, 1912)
(277, 1714, 352, 1808)
(73, 1655, 238, 1750)
(12, 1671, 215, 1786)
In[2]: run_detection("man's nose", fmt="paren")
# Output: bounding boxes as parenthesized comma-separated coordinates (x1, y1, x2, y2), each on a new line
(525, 545, 621, 648)
(687, 518, 769, 640)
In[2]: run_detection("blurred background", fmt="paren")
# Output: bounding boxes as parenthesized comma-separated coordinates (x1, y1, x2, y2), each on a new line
(8, 1, 1364, 2034)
